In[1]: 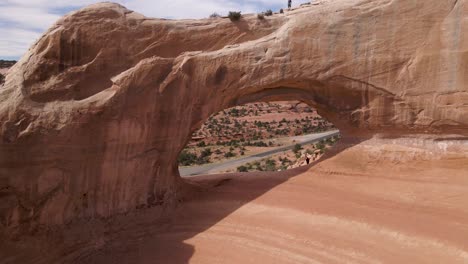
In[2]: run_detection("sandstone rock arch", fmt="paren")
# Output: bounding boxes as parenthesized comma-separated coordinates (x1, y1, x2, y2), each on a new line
(1, 0, 467, 232)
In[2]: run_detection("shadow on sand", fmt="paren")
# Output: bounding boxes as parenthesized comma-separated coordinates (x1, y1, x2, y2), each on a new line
(4, 138, 363, 264)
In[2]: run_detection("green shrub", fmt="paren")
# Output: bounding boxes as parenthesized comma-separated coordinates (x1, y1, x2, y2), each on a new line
(224, 151, 235, 158)
(230, 108, 240, 117)
(228, 11, 241, 21)
(247, 141, 267, 147)
(237, 165, 248, 172)
(197, 141, 206, 147)
(178, 150, 197, 166)
(316, 142, 325, 150)
(281, 157, 291, 165)
(265, 159, 277, 171)
(257, 13, 265, 19)
(200, 148, 212, 158)
(280, 8, 284, 13)
(265, 9, 273, 16)
(196, 156, 210, 165)
(293, 143, 303, 154)
(209, 12, 221, 18)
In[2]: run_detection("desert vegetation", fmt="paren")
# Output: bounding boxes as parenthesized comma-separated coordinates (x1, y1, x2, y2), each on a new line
(235, 135, 340, 173)
(209, 12, 220, 18)
(179, 101, 338, 167)
(228, 11, 241, 21)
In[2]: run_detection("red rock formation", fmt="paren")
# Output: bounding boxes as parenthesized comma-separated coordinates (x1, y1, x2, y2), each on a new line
(0, 0, 467, 239)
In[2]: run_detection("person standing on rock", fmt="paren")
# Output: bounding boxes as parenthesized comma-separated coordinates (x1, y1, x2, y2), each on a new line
(305, 154, 310, 165)
(313, 150, 320, 161)
(288, 0, 292, 9)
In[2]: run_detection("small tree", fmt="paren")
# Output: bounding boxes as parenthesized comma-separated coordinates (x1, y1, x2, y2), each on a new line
(257, 13, 265, 19)
(228, 11, 242, 21)
(265, 9, 273, 16)
(209, 12, 221, 18)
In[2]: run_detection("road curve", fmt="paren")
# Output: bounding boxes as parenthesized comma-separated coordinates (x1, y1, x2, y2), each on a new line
(179, 130, 340, 176)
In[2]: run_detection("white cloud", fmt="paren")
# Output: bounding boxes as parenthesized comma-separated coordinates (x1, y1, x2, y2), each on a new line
(0, 0, 313, 59)
(0, 6, 61, 30)
(0, 27, 41, 57)
(2, 0, 96, 8)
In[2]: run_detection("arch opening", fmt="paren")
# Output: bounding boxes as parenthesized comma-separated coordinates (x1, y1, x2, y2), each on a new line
(178, 98, 341, 177)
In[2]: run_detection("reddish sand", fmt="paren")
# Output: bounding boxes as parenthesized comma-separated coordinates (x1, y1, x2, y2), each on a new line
(75, 147, 468, 264)
(6, 139, 466, 264)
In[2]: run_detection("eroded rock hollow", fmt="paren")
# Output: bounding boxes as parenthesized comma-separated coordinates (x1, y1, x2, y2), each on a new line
(1, 0, 467, 234)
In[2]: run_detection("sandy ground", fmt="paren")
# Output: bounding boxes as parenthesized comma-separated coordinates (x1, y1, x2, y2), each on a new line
(3, 139, 468, 264)
(82, 157, 468, 263)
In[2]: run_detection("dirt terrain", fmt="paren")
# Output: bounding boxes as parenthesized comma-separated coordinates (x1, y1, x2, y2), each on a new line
(3, 140, 467, 264)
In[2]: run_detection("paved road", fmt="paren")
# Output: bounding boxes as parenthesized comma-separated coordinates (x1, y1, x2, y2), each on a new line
(179, 130, 340, 176)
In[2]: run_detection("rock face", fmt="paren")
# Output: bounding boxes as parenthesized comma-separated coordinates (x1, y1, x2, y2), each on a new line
(0, 0, 467, 232)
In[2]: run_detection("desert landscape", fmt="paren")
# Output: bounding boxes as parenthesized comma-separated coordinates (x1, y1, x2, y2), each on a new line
(1, 0, 468, 263)
(179, 101, 338, 171)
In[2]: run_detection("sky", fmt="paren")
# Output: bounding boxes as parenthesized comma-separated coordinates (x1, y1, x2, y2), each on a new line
(0, 0, 313, 60)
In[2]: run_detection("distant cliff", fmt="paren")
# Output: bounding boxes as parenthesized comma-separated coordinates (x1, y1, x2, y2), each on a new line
(0, 60, 16, 85)
(0, 60, 16, 69)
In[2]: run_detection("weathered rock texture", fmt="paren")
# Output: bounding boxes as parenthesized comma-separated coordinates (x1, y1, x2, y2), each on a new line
(1, 0, 467, 233)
